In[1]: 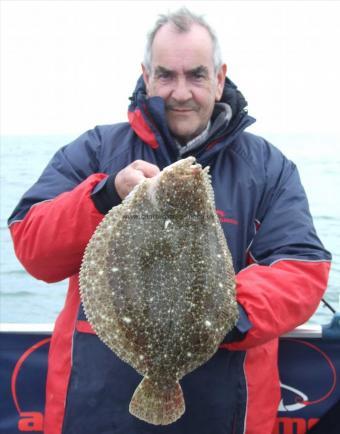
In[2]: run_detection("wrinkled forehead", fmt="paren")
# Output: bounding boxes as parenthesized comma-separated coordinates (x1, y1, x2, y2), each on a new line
(150, 23, 215, 71)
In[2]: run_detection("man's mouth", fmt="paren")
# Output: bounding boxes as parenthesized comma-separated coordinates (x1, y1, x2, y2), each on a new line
(166, 102, 199, 113)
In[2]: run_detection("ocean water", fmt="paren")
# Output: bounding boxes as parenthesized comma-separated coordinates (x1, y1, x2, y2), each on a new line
(0, 133, 339, 325)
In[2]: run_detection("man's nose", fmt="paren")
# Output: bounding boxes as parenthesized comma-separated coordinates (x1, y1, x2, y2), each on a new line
(171, 78, 192, 101)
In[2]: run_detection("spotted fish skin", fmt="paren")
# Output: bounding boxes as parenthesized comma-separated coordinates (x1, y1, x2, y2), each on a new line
(79, 156, 238, 425)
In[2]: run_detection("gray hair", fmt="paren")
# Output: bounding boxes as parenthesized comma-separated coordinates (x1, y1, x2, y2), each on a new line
(143, 7, 223, 73)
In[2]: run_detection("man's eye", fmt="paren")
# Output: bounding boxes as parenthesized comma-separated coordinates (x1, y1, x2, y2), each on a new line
(191, 71, 206, 80)
(157, 72, 171, 79)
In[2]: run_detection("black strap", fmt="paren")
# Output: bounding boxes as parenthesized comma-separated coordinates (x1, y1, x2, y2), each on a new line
(306, 399, 340, 433)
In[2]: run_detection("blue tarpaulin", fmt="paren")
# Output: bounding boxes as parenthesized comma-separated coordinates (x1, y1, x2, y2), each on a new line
(1, 318, 340, 434)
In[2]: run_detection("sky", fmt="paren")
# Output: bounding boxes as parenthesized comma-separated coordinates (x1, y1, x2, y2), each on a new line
(1, 0, 340, 137)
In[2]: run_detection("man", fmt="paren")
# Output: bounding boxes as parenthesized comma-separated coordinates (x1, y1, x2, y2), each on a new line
(8, 8, 331, 434)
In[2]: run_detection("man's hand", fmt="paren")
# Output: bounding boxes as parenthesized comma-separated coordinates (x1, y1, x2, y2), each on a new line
(114, 160, 160, 199)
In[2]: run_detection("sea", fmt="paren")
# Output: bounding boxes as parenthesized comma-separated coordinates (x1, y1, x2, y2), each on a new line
(1, 133, 339, 325)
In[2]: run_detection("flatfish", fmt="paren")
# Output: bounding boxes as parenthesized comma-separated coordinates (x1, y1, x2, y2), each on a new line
(79, 156, 238, 425)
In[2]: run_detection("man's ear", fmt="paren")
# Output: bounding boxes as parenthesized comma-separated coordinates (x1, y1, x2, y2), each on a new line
(142, 63, 150, 94)
(215, 63, 227, 101)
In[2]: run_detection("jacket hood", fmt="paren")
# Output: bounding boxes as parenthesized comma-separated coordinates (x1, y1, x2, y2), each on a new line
(127, 75, 255, 162)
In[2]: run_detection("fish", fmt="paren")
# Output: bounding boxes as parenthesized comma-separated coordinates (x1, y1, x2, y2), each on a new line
(79, 156, 239, 425)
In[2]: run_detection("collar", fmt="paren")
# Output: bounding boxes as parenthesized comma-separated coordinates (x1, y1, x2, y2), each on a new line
(174, 121, 211, 155)
(176, 103, 233, 158)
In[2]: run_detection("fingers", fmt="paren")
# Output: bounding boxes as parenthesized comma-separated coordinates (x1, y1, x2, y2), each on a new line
(114, 160, 160, 199)
(130, 160, 160, 178)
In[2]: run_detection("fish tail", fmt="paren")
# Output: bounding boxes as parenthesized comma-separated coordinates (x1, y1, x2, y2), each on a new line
(129, 377, 185, 425)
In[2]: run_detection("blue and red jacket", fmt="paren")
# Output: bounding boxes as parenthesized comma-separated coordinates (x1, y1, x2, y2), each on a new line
(8, 77, 331, 434)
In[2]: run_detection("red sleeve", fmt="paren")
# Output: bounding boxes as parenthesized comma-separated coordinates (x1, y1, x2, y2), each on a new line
(224, 259, 331, 350)
(9, 174, 107, 283)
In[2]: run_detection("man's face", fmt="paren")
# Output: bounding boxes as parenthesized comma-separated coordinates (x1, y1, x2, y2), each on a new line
(142, 23, 226, 144)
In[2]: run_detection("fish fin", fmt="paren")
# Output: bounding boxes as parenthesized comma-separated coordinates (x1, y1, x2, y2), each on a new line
(129, 377, 185, 425)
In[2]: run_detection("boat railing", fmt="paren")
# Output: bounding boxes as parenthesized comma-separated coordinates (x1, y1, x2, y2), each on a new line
(1, 313, 340, 339)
